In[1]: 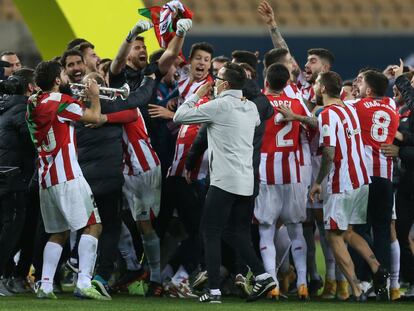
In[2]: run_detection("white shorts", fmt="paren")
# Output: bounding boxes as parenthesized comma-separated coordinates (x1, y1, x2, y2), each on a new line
(123, 166, 161, 221)
(254, 183, 306, 225)
(39, 176, 101, 234)
(323, 185, 369, 231)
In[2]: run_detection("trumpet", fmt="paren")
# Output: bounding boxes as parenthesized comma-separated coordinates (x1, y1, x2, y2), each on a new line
(69, 83, 130, 101)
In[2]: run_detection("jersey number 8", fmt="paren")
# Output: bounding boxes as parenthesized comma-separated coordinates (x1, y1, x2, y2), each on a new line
(371, 110, 391, 142)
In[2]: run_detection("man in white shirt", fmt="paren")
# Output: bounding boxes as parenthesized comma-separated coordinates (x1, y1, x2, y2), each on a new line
(174, 62, 275, 303)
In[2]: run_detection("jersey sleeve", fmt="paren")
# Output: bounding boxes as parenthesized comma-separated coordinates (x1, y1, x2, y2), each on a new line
(318, 110, 337, 147)
(57, 102, 84, 123)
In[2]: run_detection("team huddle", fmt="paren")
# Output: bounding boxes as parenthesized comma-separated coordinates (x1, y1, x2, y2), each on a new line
(0, 0, 413, 305)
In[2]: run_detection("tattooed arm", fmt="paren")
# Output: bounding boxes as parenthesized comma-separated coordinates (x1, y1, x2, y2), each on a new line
(316, 146, 335, 184)
(257, 0, 289, 51)
(276, 105, 318, 129)
(309, 146, 335, 203)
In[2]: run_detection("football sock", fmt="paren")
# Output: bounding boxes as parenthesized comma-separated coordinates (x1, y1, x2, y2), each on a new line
(40, 242, 63, 293)
(317, 221, 336, 280)
(287, 223, 307, 287)
(141, 230, 161, 284)
(77, 234, 98, 289)
(390, 239, 400, 289)
(259, 224, 277, 283)
(119, 223, 141, 271)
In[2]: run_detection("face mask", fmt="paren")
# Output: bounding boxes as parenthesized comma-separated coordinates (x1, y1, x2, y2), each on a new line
(214, 81, 226, 98)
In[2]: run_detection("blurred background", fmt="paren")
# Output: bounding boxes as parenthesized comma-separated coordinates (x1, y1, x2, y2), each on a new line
(1, 0, 414, 80)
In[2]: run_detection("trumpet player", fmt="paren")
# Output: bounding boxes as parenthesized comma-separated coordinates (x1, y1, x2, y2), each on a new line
(26, 60, 109, 300)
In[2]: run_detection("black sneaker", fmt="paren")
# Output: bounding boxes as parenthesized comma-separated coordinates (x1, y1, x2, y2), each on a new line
(199, 292, 221, 303)
(145, 281, 163, 297)
(246, 276, 276, 302)
(373, 265, 390, 301)
(351, 291, 367, 302)
(308, 277, 323, 296)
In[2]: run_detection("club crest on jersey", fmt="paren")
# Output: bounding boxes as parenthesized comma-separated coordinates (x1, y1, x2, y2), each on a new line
(346, 128, 360, 138)
(322, 124, 330, 136)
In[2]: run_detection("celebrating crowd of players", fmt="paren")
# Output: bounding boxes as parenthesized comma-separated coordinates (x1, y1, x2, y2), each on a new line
(0, 0, 413, 304)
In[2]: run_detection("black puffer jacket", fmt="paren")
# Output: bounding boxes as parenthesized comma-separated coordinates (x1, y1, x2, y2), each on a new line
(76, 77, 158, 196)
(0, 95, 36, 191)
(76, 99, 124, 197)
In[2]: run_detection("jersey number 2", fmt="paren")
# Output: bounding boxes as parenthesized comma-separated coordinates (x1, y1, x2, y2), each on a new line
(276, 122, 294, 147)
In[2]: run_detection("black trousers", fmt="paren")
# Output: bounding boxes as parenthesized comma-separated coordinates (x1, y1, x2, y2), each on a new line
(352, 177, 393, 280)
(395, 189, 414, 284)
(201, 186, 265, 290)
(10, 191, 40, 278)
(95, 190, 122, 281)
(0, 192, 26, 276)
(158, 176, 206, 274)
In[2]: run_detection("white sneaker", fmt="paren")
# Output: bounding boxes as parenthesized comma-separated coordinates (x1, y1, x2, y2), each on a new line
(404, 284, 414, 297)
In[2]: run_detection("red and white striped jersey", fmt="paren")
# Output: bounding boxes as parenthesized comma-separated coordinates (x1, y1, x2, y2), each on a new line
(168, 97, 209, 180)
(26, 92, 84, 189)
(259, 93, 310, 184)
(351, 97, 399, 180)
(296, 72, 315, 104)
(122, 108, 160, 176)
(177, 67, 214, 105)
(283, 82, 312, 167)
(318, 104, 370, 193)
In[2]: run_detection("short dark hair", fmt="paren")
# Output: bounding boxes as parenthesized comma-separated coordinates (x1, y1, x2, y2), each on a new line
(0, 51, 17, 58)
(149, 49, 166, 63)
(266, 63, 290, 91)
(66, 38, 88, 50)
(363, 70, 389, 97)
(10, 68, 35, 95)
(358, 67, 381, 74)
(35, 61, 63, 92)
(231, 50, 258, 70)
(61, 49, 84, 67)
(189, 42, 214, 60)
(75, 42, 95, 54)
(307, 48, 335, 66)
(239, 62, 257, 80)
(221, 62, 246, 90)
(403, 71, 414, 81)
(135, 36, 145, 42)
(212, 55, 230, 64)
(319, 71, 343, 98)
(264, 48, 289, 69)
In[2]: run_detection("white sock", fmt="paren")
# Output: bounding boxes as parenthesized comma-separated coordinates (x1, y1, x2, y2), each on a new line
(77, 234, 98, 289)
(287, 223, 307, 287)
(118, 223, 141, 271)
(161, 264, 174, 283)
(40, 242, 63, 293)
(210, 288, 221, 295)
(274, 226, 292, 276)
(171, 265, 188, 285)
(390, 239, 400, 289)
(317, 222, 336, 280)
(335, 265, 346, 281)
(259, 224, 277, 284)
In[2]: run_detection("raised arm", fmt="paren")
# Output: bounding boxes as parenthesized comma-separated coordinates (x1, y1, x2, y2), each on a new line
(257, 0, 289, 51)
(158, 19, 192, 75)
(110, 20, 153, 76)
